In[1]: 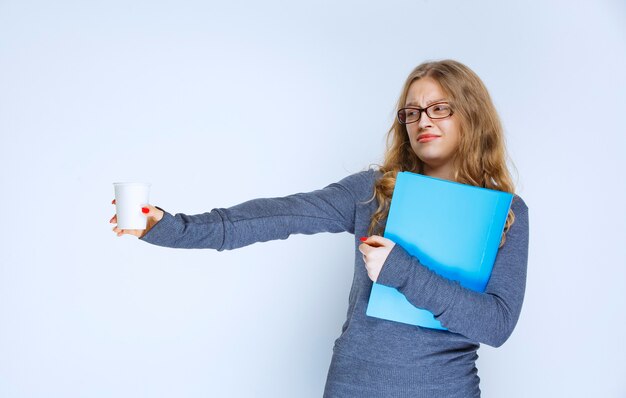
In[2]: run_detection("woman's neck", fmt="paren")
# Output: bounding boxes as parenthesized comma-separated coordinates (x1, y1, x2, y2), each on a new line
(422, 164, 455, 182)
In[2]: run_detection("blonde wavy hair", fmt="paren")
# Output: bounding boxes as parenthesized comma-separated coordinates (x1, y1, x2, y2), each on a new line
(365, 59, 518, 248)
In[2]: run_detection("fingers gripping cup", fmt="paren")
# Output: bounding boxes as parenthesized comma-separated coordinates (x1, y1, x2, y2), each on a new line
(113, 182, 151, 229)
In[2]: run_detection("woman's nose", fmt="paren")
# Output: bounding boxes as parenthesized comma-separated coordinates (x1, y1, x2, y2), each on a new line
(417, 112, 433, 129)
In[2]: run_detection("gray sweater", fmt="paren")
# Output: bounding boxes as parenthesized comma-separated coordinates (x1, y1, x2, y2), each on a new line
(139, 168, 529, 397)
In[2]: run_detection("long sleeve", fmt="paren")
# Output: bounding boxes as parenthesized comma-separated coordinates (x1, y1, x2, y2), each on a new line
(138, 170, 373, 250)
(376, 196, 530, 347)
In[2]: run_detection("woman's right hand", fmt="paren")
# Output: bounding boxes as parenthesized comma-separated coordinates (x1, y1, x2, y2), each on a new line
(110, 199, 164, 239)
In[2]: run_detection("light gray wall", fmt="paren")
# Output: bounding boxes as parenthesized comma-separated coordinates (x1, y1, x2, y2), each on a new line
(1, 0, 624, 396)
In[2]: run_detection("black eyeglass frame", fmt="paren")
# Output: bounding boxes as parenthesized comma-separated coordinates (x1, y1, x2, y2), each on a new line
(397, 102, 454, 125)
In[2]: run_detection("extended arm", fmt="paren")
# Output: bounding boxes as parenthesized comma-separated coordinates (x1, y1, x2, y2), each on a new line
(139, 171, 372, 250)
(376, 198, 530, 347)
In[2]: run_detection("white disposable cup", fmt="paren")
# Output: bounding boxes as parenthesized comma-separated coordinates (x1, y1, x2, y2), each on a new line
(113, 182, 151, 229)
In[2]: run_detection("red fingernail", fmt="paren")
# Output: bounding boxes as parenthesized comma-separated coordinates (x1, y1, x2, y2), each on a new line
(142, 207, 149, 214)
(360, 236, 368, 242)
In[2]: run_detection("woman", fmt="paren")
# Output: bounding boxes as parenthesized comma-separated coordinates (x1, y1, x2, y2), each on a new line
(110, 59, 529, 397)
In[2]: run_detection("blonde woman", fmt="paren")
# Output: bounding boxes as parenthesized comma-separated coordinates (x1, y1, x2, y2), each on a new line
(110, 59, 529, 397)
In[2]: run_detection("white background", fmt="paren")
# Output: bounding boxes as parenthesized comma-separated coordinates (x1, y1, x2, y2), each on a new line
(1, 0, 625, 396)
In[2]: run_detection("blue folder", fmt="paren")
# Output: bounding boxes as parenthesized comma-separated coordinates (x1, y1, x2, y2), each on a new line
(365, 171, 513, 330)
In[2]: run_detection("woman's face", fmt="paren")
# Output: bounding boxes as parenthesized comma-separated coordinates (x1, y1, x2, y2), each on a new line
(404, 77, 461, 178)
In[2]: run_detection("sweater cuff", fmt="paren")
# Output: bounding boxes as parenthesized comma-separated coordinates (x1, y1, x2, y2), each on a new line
(376, 242, 414, 288)
(139, 206, 176, 244)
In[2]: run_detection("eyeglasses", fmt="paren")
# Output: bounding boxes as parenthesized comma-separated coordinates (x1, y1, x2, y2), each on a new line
(397, 102, 453, 124)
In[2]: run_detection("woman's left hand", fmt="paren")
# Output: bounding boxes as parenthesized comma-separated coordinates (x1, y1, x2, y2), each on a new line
(358, 235, 396, 283)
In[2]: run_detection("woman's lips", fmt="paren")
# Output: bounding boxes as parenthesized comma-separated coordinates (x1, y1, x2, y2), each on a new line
(418, 135, 440, 143)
